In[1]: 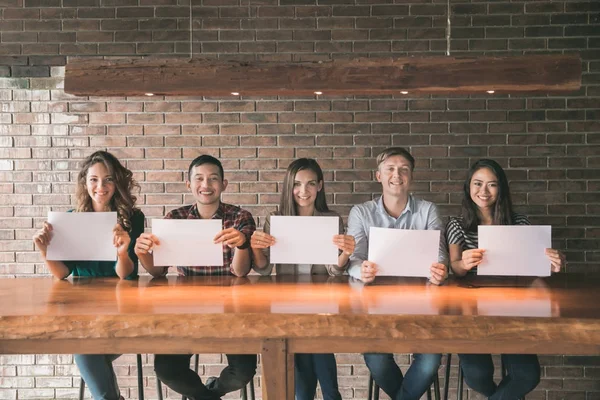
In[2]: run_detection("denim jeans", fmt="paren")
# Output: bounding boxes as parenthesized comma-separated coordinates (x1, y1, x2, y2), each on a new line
(74, 354, 122, 400)
(295, 353, 342, 400)
(364, 353, 441, 400)
(459, 354, 540, 400)
(154, 354, 257, 400)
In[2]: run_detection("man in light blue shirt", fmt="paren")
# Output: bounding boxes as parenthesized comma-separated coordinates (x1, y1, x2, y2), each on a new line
(346, 147, 448, 400)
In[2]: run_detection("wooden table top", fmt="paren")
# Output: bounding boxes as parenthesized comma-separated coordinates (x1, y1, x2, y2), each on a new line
(1, 274, 599, 355)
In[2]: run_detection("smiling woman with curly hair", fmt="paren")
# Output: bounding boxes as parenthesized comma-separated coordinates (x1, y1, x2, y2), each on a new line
(33, 150, 145, 400)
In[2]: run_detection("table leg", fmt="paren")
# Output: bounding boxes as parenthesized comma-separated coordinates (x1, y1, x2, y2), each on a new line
(261, 339, 293, 400)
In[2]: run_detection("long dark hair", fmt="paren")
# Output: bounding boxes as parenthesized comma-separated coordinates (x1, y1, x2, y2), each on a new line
(76, 151, 140, 231)
(461, 159, 514, 231)
(279, 158, 329, 216)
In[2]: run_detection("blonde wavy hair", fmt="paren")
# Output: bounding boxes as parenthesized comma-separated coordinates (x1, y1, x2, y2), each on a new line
(75, 151, 140, 231)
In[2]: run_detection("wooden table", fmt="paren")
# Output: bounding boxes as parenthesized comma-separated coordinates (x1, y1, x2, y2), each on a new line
(1, 274, 600, 400)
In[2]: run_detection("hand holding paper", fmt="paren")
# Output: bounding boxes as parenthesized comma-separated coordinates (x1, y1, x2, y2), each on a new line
(134, 233, 160, 256)
(113, 224, 130, 257)
(250, 230, 276, 249)
(214, 227, 246, 249)
(33, 221, 53, 255)
(333, 234, 355, 256)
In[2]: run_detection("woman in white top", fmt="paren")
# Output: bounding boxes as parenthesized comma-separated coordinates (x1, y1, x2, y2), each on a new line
(251, 158, 355, 400)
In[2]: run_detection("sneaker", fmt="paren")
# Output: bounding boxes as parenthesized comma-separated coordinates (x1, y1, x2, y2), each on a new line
(204, 377, 222, 400)
(205, 376, 218, 391)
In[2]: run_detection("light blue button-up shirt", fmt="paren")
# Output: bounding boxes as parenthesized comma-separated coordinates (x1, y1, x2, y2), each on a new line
(346, 194, 449, 281)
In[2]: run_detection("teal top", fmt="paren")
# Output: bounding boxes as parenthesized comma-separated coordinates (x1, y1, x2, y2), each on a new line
(64, 209, 145, 279)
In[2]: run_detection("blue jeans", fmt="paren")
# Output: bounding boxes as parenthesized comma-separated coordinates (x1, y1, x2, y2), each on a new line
(459, 354, 540, 400)
(155, 354, 256, 400)
(364, 353, 441, 400)
(74, 354, 122, 400)
(295, 353, 341, 400)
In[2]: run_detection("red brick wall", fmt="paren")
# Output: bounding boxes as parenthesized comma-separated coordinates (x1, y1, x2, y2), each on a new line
(0, 0, 599, 398)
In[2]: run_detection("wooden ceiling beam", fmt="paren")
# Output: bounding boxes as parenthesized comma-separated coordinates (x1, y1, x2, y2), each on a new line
(65, 55, 581, 97)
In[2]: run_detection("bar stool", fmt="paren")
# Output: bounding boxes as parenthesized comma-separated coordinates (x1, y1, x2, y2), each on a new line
(155, 354, 256, 400)
(78, 354, 144, 400)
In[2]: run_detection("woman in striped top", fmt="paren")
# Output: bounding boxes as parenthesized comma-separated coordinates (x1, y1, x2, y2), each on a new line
(445, 159, 565, 399)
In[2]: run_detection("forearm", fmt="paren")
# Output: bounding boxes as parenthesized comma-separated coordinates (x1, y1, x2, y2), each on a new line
(115, 253, 134, 279)
(45, 259, 70, 280)
(252, 248, 269, 270)
(137, 253, 166, 278)
(231, 248, 251, 277)
(347, 257, 364, 280)
(336, 252, 350, 270)
(450, 260, 468, 277)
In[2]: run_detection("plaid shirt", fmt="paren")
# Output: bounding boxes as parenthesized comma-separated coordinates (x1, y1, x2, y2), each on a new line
(165, 202, 256, 276)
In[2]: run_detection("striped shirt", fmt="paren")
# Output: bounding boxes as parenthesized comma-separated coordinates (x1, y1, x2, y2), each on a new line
(445, 213, 530, 274)
(165, 202, 256, 276)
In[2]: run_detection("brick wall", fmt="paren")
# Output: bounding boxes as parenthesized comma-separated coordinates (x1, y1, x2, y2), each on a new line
(0, 0, 599, 398)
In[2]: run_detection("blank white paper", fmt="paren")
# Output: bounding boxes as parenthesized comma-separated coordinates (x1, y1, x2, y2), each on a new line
(368, 227, 440, 277)
(477, 225, 551, 277)
(152, 219, 223, 267)
(270, 216, 339, 265)
(46, 211, 117, 261)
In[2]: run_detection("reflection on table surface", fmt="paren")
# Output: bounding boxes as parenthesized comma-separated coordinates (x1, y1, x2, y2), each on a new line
(1, 273, 598, 320)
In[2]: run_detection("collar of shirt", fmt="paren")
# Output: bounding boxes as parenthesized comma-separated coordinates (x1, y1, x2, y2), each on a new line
(376, 194, 414, 221)
(188, 202, 225, 220)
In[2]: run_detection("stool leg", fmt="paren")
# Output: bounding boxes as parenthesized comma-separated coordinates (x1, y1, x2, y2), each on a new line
(249, 379, 256, 400)
(78, 378, 85, 400)
(156, 378, 163, 400)
(434, 372, 441, 400)
(137, 354, 144, 400)
(427, 388, 432, 400)
(374, 381, 380, 400)
(457, 362, 463, 400)
(241, 384, 247, 400)
(443, 354, 452, 400)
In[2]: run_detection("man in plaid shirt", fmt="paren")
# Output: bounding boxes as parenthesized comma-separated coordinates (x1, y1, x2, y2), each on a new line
(135, 154, 256, 400)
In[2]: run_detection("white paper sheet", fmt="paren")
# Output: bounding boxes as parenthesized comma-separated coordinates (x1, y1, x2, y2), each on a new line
(477, 225, 551, 277)
(46, 211, 117, 261)
(367, 227, 440, 277)
(152, 219, 223, 267)
(269, 216, 339, 265)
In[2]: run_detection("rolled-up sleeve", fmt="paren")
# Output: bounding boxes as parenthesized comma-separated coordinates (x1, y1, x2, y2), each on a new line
(427, 203, 449, 267)
(347, 205, 367, 280)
